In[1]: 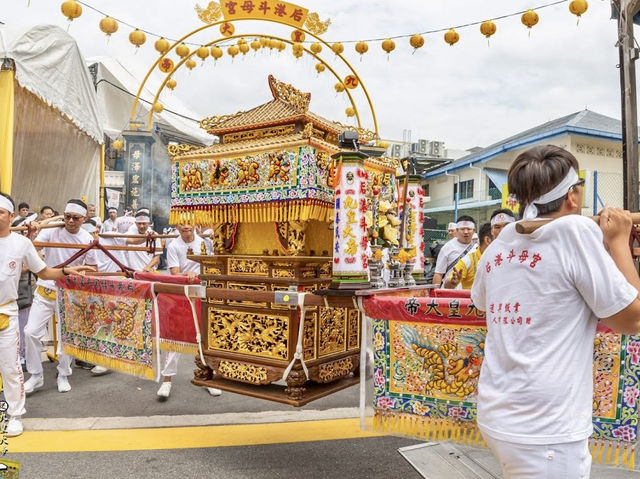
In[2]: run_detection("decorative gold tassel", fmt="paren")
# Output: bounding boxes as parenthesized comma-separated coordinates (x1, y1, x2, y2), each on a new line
(629, 445, 635, 470)
(613, 442, 621, 466)
(595, 440, 605, 465)
(605, 441, 613, 464)
(621, 443, 629, 468)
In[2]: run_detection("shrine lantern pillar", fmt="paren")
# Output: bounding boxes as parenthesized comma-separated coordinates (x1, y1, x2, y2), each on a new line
(330, 150, 370, 290)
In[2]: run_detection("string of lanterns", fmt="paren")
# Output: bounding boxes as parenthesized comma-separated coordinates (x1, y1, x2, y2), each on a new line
(58, 0, 588, 58)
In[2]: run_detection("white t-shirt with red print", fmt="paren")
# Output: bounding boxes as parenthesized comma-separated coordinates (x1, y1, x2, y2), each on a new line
(0, 233, 46, 315)
(471, 215, 638, 445)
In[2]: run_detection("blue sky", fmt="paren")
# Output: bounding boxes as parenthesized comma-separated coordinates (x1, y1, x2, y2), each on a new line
(2, 0, 625, 150)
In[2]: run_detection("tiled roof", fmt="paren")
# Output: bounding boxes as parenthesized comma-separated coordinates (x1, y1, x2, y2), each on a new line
(425, 110, 626, 178)
(205, 98, 341, 135)
(173, 133, 339, 160)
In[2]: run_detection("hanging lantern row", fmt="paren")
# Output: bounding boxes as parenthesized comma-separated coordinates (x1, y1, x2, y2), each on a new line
(67, 0, 589, 53)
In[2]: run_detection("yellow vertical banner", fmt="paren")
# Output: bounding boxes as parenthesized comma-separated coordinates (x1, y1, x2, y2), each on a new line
(0, 70, 15, 195)
(501, 183, 519, 214)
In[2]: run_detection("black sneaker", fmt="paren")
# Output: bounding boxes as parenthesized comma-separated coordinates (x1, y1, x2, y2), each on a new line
(74, 360, 94, 370)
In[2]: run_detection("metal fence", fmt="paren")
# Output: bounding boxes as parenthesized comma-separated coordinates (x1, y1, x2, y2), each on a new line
(590, 171, 623, 214)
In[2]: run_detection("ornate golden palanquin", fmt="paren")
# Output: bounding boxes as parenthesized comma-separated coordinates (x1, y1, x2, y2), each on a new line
(171, 76, 366, 405)
(190, 254, 361, 405)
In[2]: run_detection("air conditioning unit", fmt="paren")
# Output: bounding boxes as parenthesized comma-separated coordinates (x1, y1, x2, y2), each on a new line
(430, 141, 443, 157)
(418, 139, 428, 154)
(391, 144, 402, 157)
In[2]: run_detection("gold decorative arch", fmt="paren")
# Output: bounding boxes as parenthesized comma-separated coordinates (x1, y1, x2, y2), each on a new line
(129, 3, 379, 139)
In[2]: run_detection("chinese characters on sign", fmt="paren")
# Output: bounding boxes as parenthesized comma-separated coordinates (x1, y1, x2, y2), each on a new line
(220, 1, 309, 29)
(332, 156, 369, 282)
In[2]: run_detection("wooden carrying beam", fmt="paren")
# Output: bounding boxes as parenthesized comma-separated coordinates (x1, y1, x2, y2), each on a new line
(516, 212, 640, 234)
(32, 241, 160, 252)
(134, 282, 359, 308)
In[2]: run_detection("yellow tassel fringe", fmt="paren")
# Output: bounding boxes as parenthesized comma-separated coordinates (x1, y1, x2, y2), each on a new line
(372, 410, 637, 470)
(157, 339, 198, 356)
(169, 200, 333, 226)
(63, 345, 154, 380)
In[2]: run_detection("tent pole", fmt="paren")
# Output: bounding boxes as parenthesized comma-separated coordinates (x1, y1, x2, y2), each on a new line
(0, 66, 15, 195)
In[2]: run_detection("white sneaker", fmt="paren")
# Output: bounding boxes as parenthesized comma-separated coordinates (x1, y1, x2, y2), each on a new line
(24, 374, 44, 394)
(206, 387, 222, 396)
(90, 366, 109, 376)
(57, 375, 71, 393)
(157, 382, 172, 398)
(5, 417, 23, 437)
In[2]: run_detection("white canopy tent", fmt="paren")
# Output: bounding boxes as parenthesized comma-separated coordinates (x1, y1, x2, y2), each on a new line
(0, 24, 103, 211)
(87, 56, 213, 145)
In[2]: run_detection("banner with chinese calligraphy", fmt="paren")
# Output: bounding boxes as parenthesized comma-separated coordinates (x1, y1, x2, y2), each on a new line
(57, 276, 154, 379)
(332, 154, 369, 283)
(406, 178, 426, 276)
(170, 145, 334, 225)
(364, 294, 640, 470)
(220, 0, 309, 29)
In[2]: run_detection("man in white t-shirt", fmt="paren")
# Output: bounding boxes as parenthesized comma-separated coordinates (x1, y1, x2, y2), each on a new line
(0, 193, 92, 436)
(471, 145, 640, 477)
(23, 199, 98, 395)
(157, 225, 222, 399)
(101, 207, 118, 233)
(432, 215, 476, 287)
(125, 210, 162, 273)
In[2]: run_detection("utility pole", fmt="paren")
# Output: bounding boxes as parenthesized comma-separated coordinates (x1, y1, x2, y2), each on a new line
(617, 0, 640, 211)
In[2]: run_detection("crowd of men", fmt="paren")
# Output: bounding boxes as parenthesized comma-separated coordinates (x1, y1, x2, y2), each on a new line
(0, 198, 221, 437)
(430, 208, 517, 290)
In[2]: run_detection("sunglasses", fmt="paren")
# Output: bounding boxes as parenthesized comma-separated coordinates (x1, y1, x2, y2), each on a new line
(64, 214, 83, 221)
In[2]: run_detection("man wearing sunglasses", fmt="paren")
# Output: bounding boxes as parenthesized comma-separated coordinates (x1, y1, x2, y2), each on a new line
(23, 199, 97, 395)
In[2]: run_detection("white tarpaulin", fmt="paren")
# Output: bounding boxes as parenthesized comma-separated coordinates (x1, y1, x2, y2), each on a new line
(0, 24, 102, 143)
(0, 24, 102, 209)
(87, 56, 212, 145)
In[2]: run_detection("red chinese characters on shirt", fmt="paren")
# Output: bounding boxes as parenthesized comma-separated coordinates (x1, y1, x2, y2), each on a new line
(488, 302, 530, 326)
(484, 249, 542, 274)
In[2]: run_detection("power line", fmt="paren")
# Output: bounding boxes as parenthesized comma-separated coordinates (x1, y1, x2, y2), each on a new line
(76, 0, 571, 46)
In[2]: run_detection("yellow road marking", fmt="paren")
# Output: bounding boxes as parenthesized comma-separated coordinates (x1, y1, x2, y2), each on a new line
(8, 418, 383, 453)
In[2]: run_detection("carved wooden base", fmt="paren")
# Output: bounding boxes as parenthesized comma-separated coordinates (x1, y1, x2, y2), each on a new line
(191, 375, 360, 407)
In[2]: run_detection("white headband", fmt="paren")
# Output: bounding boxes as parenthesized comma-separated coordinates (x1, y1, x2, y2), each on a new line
(456, 221, 475, 229)
(447, 222, 457, 230)
(491, 213, 516, 226)
(522, 169, 579, 221)
(65, 202, 87, 216)
(135, 215, 151, 223)
(81, 223, 97, 233)
(0, 196, 14, 213)
(108, 207, 118, 213)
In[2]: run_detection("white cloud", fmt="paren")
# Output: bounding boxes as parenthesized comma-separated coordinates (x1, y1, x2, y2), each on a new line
(2, 0, 631, 149)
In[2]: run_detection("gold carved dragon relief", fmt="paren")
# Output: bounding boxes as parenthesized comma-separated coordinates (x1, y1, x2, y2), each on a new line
(218, 360, 269, 384)
(208, 309, 289, 360)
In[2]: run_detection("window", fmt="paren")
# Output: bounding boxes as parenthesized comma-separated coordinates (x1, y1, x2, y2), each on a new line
(453, 179, 474, 200)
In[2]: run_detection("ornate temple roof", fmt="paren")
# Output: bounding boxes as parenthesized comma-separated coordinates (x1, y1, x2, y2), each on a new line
(198, 75, 342, 137)
(172, 132, 339, 160)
